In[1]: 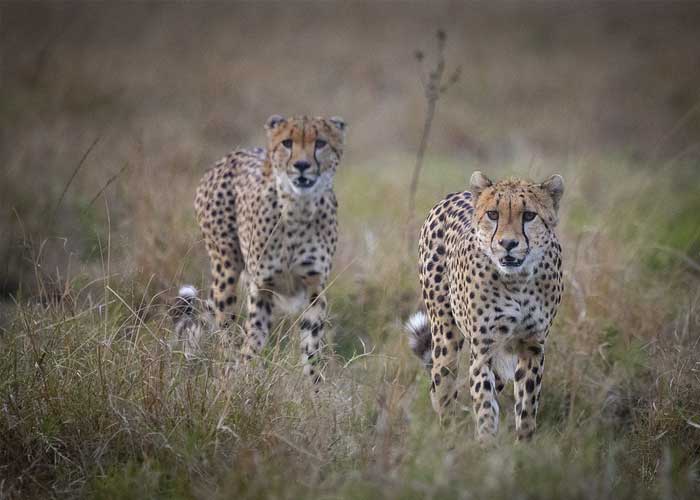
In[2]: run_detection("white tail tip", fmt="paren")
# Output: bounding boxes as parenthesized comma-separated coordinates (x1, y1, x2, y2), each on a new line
(405, 311, 428, 348)
(178, 285, 197, 299)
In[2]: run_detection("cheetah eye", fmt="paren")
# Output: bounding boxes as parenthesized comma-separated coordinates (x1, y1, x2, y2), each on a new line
(315, 139, 327, 149)
(486, 210, 499, 221)
(523, 211, 537, 222)
(281, 139, 293, 149)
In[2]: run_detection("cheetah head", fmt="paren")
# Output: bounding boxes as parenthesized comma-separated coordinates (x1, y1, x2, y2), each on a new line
(265, 115, 346, 194)
(469, 171, 564, 276)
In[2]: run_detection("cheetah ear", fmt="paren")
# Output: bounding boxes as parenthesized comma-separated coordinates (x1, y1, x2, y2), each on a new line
(469, 171, 493, 200)
(328, 116, 346, 132)
(540, 174, 564, 212)
(265, 114, 286, 131)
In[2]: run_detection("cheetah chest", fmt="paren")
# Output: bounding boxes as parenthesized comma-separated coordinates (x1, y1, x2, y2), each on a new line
(450, 254, 560, 352)
(475, 284, 552, 343)
(250, 218, 333, 287)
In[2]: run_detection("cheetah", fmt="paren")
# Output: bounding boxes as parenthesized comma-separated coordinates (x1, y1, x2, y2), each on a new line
(406, 171, 564, 441)
(190, 115, 346, 381)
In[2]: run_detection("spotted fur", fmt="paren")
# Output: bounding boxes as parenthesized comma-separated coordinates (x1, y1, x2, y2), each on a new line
(407, 171, 564, 441)
(193, 115, 346, 382)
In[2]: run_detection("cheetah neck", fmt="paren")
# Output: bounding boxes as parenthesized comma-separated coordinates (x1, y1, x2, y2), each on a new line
(276, 184, 330, 225)
(279, 192, 319, 223)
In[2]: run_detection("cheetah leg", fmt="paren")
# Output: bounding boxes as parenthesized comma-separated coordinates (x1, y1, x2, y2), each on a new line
(514, 346, 545, 441)
(206, 243, 244, 330)
(494, 371, 506, 394)
(298, 287, 327, 384)
(428, 313, 463, 421)
(240, 281, 273, 361)
(469, 351, 500, 441)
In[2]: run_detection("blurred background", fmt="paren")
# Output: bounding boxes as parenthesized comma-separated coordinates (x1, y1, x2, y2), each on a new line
(2, 1, 699, 299)
(1, 2, 700, 498)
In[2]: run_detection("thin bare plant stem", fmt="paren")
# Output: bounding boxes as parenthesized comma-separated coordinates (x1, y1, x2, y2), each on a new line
(53, 136, 101, 216)
(406, 29, 460, 253)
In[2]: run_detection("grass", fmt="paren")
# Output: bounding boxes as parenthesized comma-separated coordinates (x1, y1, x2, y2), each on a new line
(1, 155, 700, 499)
(2, 3, 700, 498)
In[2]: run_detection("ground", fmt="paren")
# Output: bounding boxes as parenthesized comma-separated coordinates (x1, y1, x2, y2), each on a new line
(1, 3, 700, 499)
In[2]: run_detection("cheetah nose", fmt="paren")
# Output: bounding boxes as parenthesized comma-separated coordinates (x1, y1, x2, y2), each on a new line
(294, 161, 311, 174)
(499, 239, 519, 251)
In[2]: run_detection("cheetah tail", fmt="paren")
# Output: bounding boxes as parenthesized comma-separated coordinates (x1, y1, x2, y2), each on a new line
(169, 285, 198, 323)
(405, 311, 432, 370)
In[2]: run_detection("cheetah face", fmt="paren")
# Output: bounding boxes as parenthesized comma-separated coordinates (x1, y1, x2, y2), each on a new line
(265, 115, 346, 194)
(469, 171, 564, 275)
